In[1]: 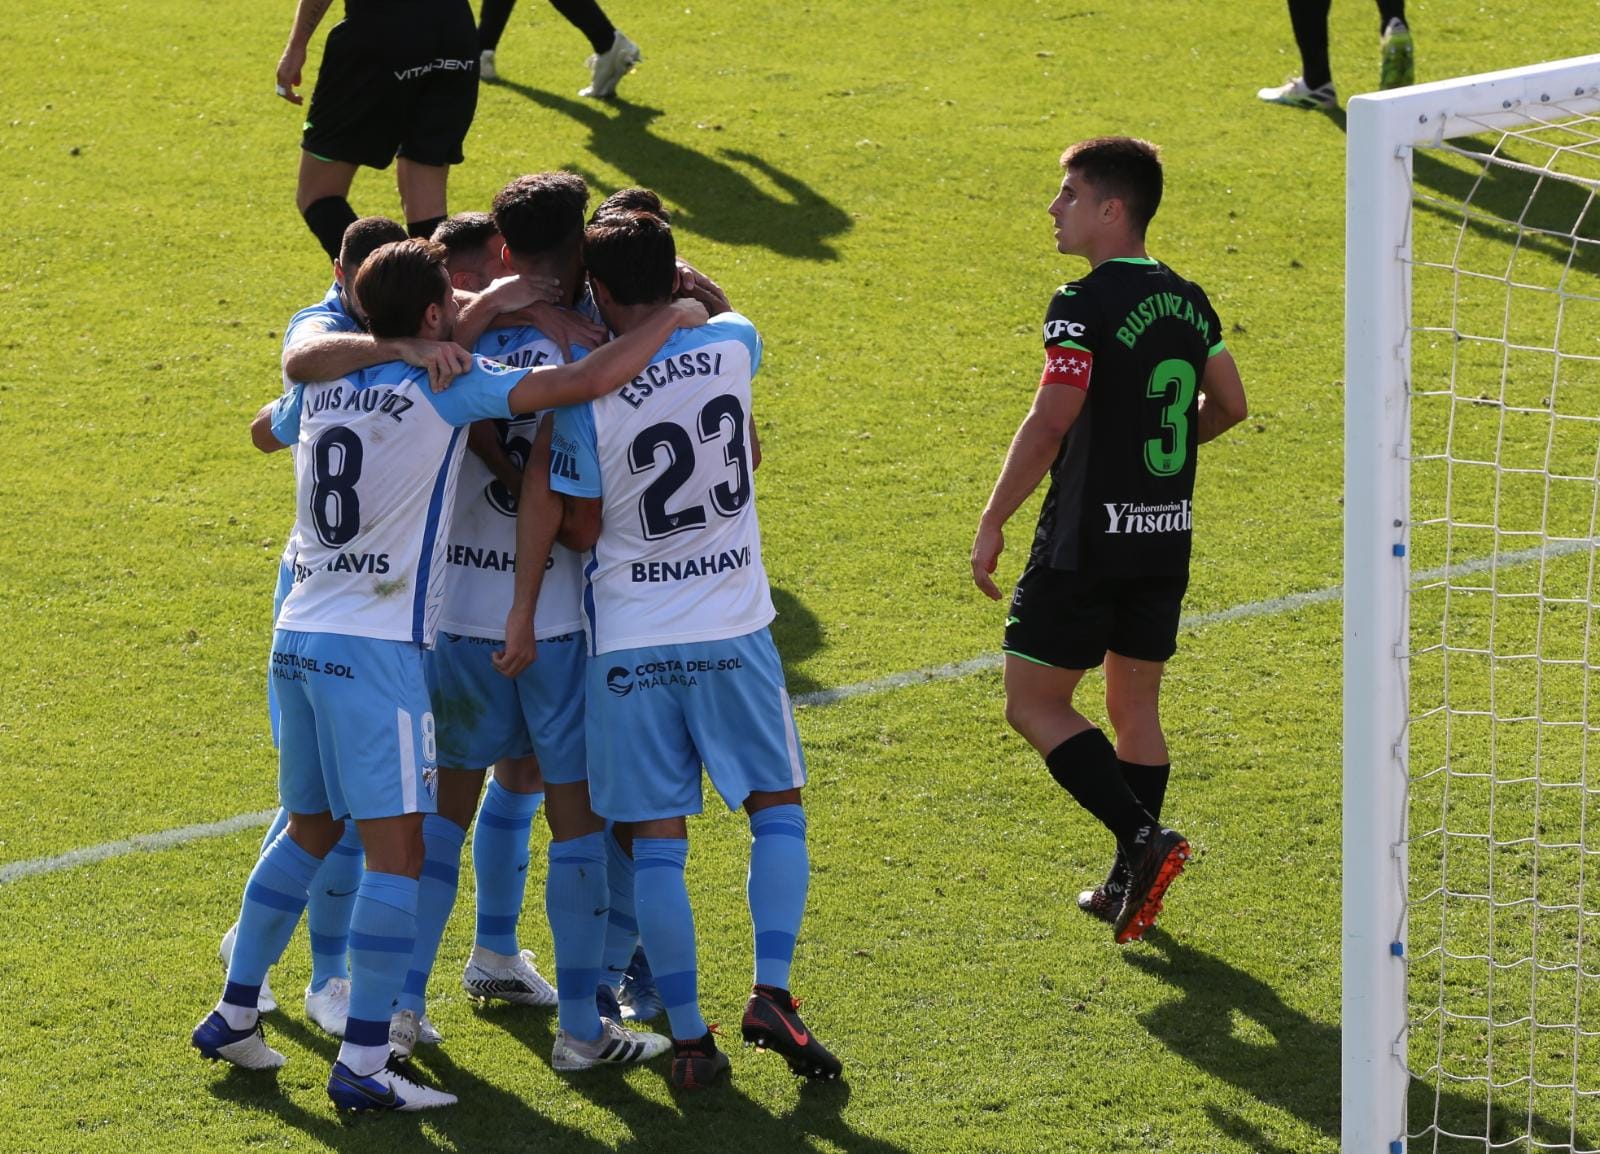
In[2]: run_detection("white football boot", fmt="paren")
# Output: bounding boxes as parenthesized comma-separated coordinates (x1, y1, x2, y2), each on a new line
(462, 945, 558, 1006)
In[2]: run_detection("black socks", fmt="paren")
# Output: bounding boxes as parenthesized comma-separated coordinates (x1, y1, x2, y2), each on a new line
(1045, 729, 1155, 857)
(302, 195, 358, 263)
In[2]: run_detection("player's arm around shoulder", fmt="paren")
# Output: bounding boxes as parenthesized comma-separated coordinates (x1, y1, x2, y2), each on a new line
(1196, 347, 1248, 444)
(505, 298, 710, 413)
(283, 331, 472, 393)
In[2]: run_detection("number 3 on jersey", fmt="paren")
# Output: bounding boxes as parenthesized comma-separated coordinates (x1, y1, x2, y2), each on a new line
(1144, 359, 1197, 477)
(628, 395, 751, 539)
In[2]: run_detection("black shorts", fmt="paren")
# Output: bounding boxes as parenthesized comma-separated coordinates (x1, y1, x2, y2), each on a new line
(1002, 563, 1188, 670)
(302, 0, 480, 171)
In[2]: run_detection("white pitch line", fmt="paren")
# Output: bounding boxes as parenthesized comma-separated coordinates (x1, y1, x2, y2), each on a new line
(4, 537, 1595, 887)
(0, 809, 278, 885)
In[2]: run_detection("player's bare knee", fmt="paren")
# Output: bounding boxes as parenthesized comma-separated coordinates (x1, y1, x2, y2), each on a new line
(745, 787, 802, 814)
(492, 755, 543, 794)
(544, 781, 602, 841)
(286, 811, 342, 857)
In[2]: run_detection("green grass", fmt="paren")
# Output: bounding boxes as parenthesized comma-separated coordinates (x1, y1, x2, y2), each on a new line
(4, 1, 1600, 1150)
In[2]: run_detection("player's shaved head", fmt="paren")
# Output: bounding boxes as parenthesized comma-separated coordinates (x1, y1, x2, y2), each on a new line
(431, 212, 500, 261)
(431, 211, 506, 289)
(492, 172, 589, 259)
(354, 239, 452, 339)
(590, 187, 668, 226)
(338, 216, 409, 279)
(583, 211, 676, 306)
(1061, 137, 1163, 236)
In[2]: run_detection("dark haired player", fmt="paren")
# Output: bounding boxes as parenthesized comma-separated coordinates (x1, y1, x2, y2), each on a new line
(971, 137, 1248, 944)
(193, 237, 707, 1110)
(274, 0, 481, 261)
(547, 210, 841, 1089)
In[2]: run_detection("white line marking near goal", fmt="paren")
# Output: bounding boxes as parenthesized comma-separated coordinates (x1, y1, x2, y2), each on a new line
(3, 538, 1591, 887)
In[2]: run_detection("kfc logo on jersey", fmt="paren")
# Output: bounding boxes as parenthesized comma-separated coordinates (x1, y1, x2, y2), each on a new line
(1041, 348, 1093, 390)
(1044, 319, 1087, 342)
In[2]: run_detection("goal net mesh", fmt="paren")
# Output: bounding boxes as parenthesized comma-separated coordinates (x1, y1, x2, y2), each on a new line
(1406, 100, 1600, 1152)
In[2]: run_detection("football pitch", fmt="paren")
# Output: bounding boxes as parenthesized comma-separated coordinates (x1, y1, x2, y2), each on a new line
(4, 2, 1600, 1151)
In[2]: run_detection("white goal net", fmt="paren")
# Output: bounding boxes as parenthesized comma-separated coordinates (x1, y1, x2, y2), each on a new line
(1345, 58, 1600, 1154)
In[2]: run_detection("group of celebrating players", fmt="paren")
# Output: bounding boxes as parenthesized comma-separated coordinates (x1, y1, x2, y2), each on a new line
(190, 110, 1250, 1114)
(191, 172, 840, 1110)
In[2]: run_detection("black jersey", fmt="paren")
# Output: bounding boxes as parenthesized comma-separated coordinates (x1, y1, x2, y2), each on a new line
(1028, 257, 1225, 576)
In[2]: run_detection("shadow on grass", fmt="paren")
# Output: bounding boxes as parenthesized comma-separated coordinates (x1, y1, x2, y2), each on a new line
(208, 1007, 617, 1153)
(771, 584, 824, 695)
(474, 1002, 908, 1154)
(491, 82, 852, 261)
(1125, 932, 1596, 1150)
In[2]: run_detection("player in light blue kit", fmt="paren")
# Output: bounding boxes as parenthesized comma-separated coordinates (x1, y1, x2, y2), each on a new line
(548, 210, 841, 1090)
(229, 215, 470, 1038)
(193, 237, 708, 1112)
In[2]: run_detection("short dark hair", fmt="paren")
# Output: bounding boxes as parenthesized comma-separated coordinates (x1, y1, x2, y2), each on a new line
(339, 216, 408, 278)
(590, 187, 669, 226)
(431, 212, 501, 262)
(353, 239, 452, 339)
(583, 211, 676, 306)
(492, 172, 589, 259)
(1061, 137, 1163, 235)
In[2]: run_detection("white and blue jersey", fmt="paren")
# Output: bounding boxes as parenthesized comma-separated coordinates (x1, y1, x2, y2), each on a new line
(274, 355, 525, 647)
(549, 312, 773, 656)
(435, 325, 583, 642)
(549, 312, 805, 820)
(424, 323, 588, 773)
(268, 284, 358, 743)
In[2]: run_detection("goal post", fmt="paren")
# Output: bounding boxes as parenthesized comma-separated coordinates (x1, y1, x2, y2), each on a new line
(1345, 57, 1600, 1154)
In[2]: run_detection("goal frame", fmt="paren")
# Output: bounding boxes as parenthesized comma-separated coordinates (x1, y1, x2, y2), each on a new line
(1344, 55, 1600, 1154)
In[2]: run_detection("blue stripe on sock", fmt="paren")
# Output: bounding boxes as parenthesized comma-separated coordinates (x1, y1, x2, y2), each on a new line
(634, 857, 681, 872)
(402, 969, 428, 998)
(421, 858, 459, 884)
(477, 913, 519, 938)
(309, 931, 348, 958)
(345, 1017, 389, 1048)
(349, 930, 413, 954)
(607, 909, 638, 933)
(245, 880, 308, 912)
(476, 808, 529, 831)
(556, 967, 604, 996)
(653, 969, 697, 1008)
(223, 980, 261, 1010)
(755, 930, 797, 960)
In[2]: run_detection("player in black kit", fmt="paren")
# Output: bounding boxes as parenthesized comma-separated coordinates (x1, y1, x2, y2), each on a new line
(971, 137, 1249, 944)
(275, 0, 481, 261)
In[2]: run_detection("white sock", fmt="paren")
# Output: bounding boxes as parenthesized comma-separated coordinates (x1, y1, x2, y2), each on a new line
(214, 999, 258, 1032)
(336, 1040, 391, 1077)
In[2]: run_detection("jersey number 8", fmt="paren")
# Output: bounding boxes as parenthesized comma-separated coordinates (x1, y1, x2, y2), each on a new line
(311, 426, 364, 547)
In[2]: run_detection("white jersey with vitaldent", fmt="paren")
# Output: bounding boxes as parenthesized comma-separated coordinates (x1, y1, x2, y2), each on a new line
(549, 312, 771, 655)
(434, 325, 585, 640)
(275, 356, 524, 646)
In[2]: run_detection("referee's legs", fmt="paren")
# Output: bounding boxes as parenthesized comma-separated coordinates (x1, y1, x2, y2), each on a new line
(296, 153, 360, 263)
(397, 159, 450, 241)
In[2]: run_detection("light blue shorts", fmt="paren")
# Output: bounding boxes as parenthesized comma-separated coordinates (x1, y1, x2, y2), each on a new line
(267, 559, 293, 748)
(519, 632, 587, 785)
(272, 629, 439, 821)
(585, 628, 806, 822)
(425, 630, 587, 782)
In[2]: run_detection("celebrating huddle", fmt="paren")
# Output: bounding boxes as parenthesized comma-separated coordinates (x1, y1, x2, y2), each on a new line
(192, 172, 839, 1111)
